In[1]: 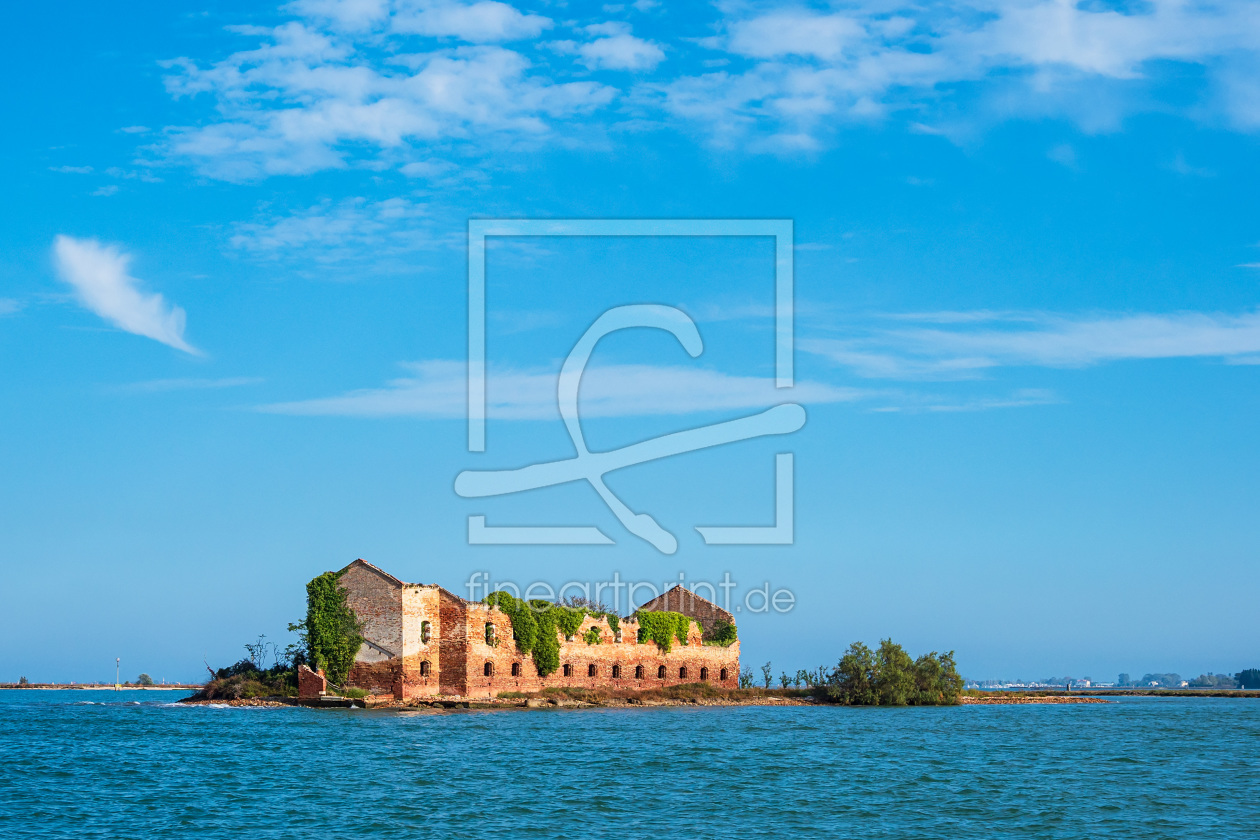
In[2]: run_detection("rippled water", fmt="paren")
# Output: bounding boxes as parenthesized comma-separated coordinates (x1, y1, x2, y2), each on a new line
(1, 690, 1257, 839)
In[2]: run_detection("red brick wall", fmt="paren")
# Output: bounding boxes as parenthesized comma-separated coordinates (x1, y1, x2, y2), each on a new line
(458, 612, 741, 699)
(437, 589, 470, 696)
(400, 585, 440, 699)
(297, 664, 326, 698)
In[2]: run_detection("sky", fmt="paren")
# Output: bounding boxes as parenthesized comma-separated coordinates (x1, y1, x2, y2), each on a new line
(2, 0, 1259, 685)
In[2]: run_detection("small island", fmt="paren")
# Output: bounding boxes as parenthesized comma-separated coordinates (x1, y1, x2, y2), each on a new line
(188, 558, 983, 709)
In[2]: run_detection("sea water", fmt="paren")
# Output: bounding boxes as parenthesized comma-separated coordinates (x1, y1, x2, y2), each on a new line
(1, 690, 1257, 838)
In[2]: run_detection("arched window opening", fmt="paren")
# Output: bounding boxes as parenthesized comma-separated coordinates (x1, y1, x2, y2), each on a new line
(635, 665, 644, 680)
(421, 621, 431, 644)
(720, 668, 728, 682)
(614, 630, 623, 643)
(657, 665, 666, 679)
(511, 662, 521, 677)
(588, 664, 597, 677)
(419, 660, 431, 677)
(483, 661, 493, 677)
(700, 667, 709, 681)
(485, 622, 496, 645)
(563, 664, 573, 677)
(612, 665, 622, 679)
(679, 667, 688, 680)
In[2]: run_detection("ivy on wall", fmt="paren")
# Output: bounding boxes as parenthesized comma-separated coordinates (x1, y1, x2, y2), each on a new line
(304, 571, 363, 686)
(634, 610, 694, 654)
(704, 620, 738, 647)
(484, 591, 538, 654)
(484, 592, 631, 676)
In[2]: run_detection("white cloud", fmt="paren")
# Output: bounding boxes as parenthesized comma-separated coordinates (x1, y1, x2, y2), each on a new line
(153, 1, 1260, 173)
(164, 22, 613, 179)
(570, 23, 664, 71)
(229, 196, 434, 258)
(658, 1, 1260, 146)
(285, 0, 390, 31)
(49, 165, 93, 174)
(727, 12, 864, 62)
(258, 359, 866, 418)
(52, 235, 199, 355)
(392, 1, 551, 42)
(802, 309, 1260, 379)
(0, 298, 21, 316)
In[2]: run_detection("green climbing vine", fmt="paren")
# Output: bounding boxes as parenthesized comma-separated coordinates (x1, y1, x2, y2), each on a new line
(483, 592, 631, 676)
(634, 610, 694, 653)
(484, 591, 538, 654)
(703, 620, 738, 647)
(304, 571, 363, 686)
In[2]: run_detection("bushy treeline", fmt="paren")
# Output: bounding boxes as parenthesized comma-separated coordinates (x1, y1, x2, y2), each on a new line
(824, 639, 963, 706)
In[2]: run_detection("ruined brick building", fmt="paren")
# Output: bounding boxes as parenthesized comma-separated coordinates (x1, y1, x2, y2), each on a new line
(299, 559, 741, 700)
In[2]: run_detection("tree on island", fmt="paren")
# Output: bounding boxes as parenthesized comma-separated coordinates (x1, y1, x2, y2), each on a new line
(826, 639, 963, 706)
(1237, 669, 1260, 690)
(137, 673, 154, 686)
(302, 571, 363, 686)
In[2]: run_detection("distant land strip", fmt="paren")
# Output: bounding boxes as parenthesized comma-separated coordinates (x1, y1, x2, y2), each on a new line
(0, 684, 201, 690)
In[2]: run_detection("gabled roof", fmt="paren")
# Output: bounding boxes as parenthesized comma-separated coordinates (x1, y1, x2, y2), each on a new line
(637, 584, 734, 622)
(339, 558, 404, 588)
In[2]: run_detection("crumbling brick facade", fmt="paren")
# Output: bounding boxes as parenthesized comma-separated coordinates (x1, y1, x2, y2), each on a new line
(327, 559, 741, 700)
(638, 584, 735, 635)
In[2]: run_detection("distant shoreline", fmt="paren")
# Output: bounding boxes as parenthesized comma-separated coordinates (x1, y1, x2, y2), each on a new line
(0, 684, 200, 691)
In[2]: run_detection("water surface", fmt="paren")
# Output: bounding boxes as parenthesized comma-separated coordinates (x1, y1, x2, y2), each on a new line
(1, 690, 1256, 838)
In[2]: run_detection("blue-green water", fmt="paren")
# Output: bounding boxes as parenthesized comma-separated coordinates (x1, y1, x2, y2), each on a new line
(1, 691, 1257, 839)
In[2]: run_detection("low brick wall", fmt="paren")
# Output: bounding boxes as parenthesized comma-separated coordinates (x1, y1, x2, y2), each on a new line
(297, 664, 326, 698)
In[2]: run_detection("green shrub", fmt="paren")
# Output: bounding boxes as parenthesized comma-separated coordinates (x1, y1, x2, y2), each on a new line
(635, 611, 693, 653)
(304, 571, 363, 686)
(340, 687, 369, 699)
(555, 607, 585, 639)
(606, 614, 620, 633)
(824, 639, 962, 706)
(704, 620, 737, 646)
(583, 626, 602, 645)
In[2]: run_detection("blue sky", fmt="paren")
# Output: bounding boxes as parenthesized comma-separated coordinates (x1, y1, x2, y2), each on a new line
(2, 0, 1259, 684)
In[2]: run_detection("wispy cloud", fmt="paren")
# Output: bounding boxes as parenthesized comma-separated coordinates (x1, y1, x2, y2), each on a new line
(803, 309, 1260, 379)
(113, 377, 264, 393)
(0, 298, 22, 316)
(49, 165, 93, 174)
(161, 14, 614, 180)
(258, 359, 868, 418)
(229, 196, 437, 259)
(150, 1, 1260, 178)
(52, 235, 199, 355)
